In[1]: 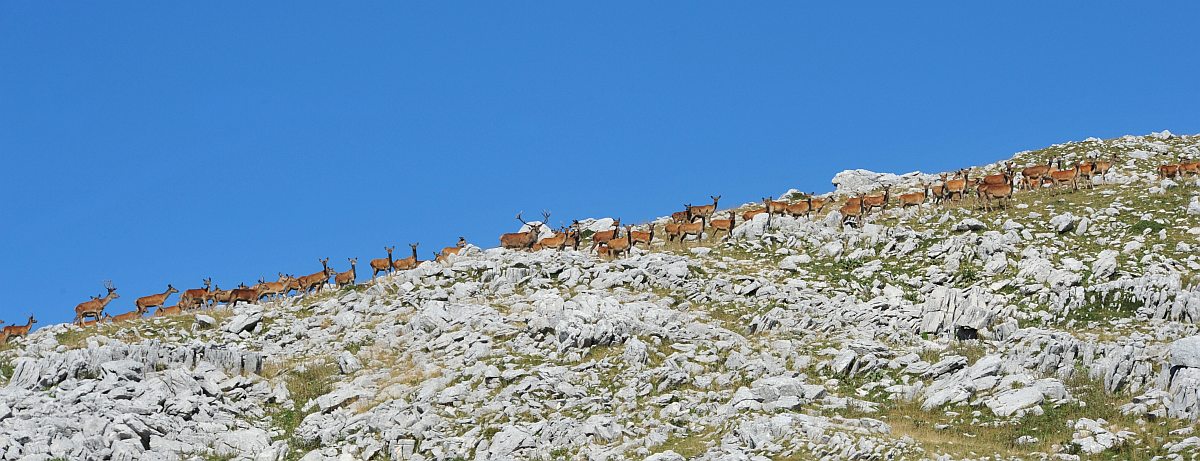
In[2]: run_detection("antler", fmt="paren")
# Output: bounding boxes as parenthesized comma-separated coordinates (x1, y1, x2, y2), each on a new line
(516, 212, 528, 225)
(103, 280, 115, 290)
(541, 210, 551, 223)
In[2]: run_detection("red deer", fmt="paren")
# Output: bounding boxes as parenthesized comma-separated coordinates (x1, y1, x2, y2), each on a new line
(180, 278, 212, 310)
(1049, 159, 1080, 191)
(930, 175, 948, 204)
(228, 284, 269, 308)
(808, 195, 830, 215)
(392, 243, 421, 271)
(742, 208, 767, 221)
(606, 226, 633, 259)
(678, 219, 705, 243)
(1022, 158, 1054, 191)
(538, 226, 579, 251)
(1092, 153, 1117, 177)
(629, 225, 654, 249)
(370, 246, 395, 280)
(595, 242, 612, 258)
(1178, 158, 1200, 177)
(210, 284, 236, 307)
(154, 304, 183, 317)
(588, 217, 622, 253)
(439, 237, 467, 259)
(687, 196, 721, 226)
(862, 186, 892, 214)
(297, 258, 334, 294)
(945, 170, 969, 202)
(335, 258, 357, 288)
(1076, 161, 1096, 189)
(74, 281, 119, 325)
(112, 305, 148, 323)
(500, 212, 547, 251)
(981, 163, 1014, 187)
(898, 184, 929, 208)
(840, 194, 866, 228)
(785, 197, 813, 219)
(709, 210, 736, 240)
(1159, 162, 1181, 179)
(257, 274, 295, 300)
(135, 284, 178, 312)
(978, 181, 1014, 212)
(1, 315, 36, 343)
(763, 197, 790, 219)
(80, 313, 111, 328)
(664, 222, 683, 242)
(670, 210, 691, 223)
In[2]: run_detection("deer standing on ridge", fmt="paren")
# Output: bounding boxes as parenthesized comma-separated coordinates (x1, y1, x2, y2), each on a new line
(74, 281, 119, 325)
(135, 284, 178, 312)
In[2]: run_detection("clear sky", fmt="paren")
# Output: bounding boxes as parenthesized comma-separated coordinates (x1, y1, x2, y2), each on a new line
(2, 3, 1198, 330)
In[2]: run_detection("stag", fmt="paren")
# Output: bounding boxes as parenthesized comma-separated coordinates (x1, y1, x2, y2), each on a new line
(74, 281, 119, 325)
(499, 211, 546, 251)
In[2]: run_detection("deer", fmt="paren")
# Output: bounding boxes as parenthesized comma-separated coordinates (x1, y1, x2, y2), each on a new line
(930, 174, 948, 204)
(370, 246, 395, 280)
(154, 304, 183, 317)
(785, 197, 813, 219)
(1178, 158, 1200, 178)
(257, 274, 295, 300)
(670, 210, 691, 224)
(500, 211, 546, 251)
(709, 210, 736, 240)
(742, 207, 766, 221)
(808, 194, 830, 215)
(1159, 162, 1181, 180)
(228, 284, 269, 308)
(1092, 153, 1118, 178)
(1049, 158, 1080, 191)
(1, 315, 36, 343)
(392, 243, 421, 270)
(80, 313, 111, 328)
(606, 226, 633, 259)
(111, 305, 149, 323)
(664, 221, 683, 242)
(74, 281, 119, 325)
(335, 258, 357, 288)
(899, 184, 929, 208)
(439, 237, 467, 260)
(981, 163, 1014, 187)
(297, 258, 334, 294)
(945, 169, 969, 202)
(1076, 160, 1096, 189)
(594, 242, 612, 259)
(840, 194, 866, 228)
(179, 278, 212, 310)
(588, 217, 622, 253)
(1021, 158, 1054, 191)
(862, 186, 892, 214)
(209, 284, 236, 307)
(763, 197, 790, 219)
(678, 218, 705, 243)
(629, 224, 654, 249)
(537, 227, 573, 251)
(687, 196, 721, 227)
(135, 284, 178, 312)
(978, 181, 1014, 212)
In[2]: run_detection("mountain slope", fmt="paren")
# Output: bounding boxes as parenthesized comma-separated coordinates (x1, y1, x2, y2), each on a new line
(3, 131, 1200, 460)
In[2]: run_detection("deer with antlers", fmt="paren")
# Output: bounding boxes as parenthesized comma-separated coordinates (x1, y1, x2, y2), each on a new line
(588, 217, 622, 253)
(500, 211, 547, 251)
(297, 258, 334, 294)
(392, 243, 421, 271)
(687, 196, 721, 227)
(862, 186, 892, 214)
(709, 210, 736, 240)
(335, 258, 357, 288)
(370, 246, 395, 280)
(1, 315, 36, 344)
(180, 278, 212, 310)
(135, 284, 178, 312)
(629, 224, 654, 249)
(74, 281, 119, 325)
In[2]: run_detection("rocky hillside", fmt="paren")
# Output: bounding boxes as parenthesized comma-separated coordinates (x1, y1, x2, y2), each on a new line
(5, 131, 1200, 461)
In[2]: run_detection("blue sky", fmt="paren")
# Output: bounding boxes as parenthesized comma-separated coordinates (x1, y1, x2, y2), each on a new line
(2, 3, 1198, 330)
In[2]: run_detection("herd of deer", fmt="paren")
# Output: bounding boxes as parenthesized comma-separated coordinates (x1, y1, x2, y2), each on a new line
(12, 152, 1184, 338)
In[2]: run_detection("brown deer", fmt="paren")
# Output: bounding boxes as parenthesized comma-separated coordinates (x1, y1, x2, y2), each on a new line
(687, 196, 721, 226)
(1, 315, 36, 343)
(370, 246, 395, 280)
(808, 195, 830, 215)
(180, 278, 212, 310)
(978, 182, 1014, 212)
(135, 284, 178, 312)
(588, 217, 622, 253)
(257, 274, 295, 300)
(297, 258, 334, 294)
(111, 305, 148, 323)
(763, 197, 790, 219)
(537, 227, 573, 251)
(439, 237, 467, 259)
(606, 226, 633, 259)
(664, 222, 683, 242)
(670, 209, 691, 223)
(785, 197, 813, 218)
(1049, 159, 1080, 191)
(709, 210, 736, 240)
(210, 284, 236, 307)
(1092, 153, 1117, 177)
(678, 218, 705, 243)
(862, 186, 892, 214)
(1076, 161, 1096, 189)
(742, 207, 766, 221)
(228, 284, 269, 308)
(500, 212, 546, 251)
(945, 170, 969, 202)
(981, 163, 1013, 187)
(335, 258, 357, 288)
(930, 174, 948, 204)
(392, 243, 421, 270)
(1159, 162, 1181, 180)
(629, 225, 654, 248)
(154, 304, 183, 317)
(840, 194, 866, 228)
(1020, 158, 1054, 191)
(80, 313, 112, 327)
(898, 184, 929, 208)
(1178, 158, 1200, 177)
(594, 242, 612, 258)
(74, 281, 119, 325)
